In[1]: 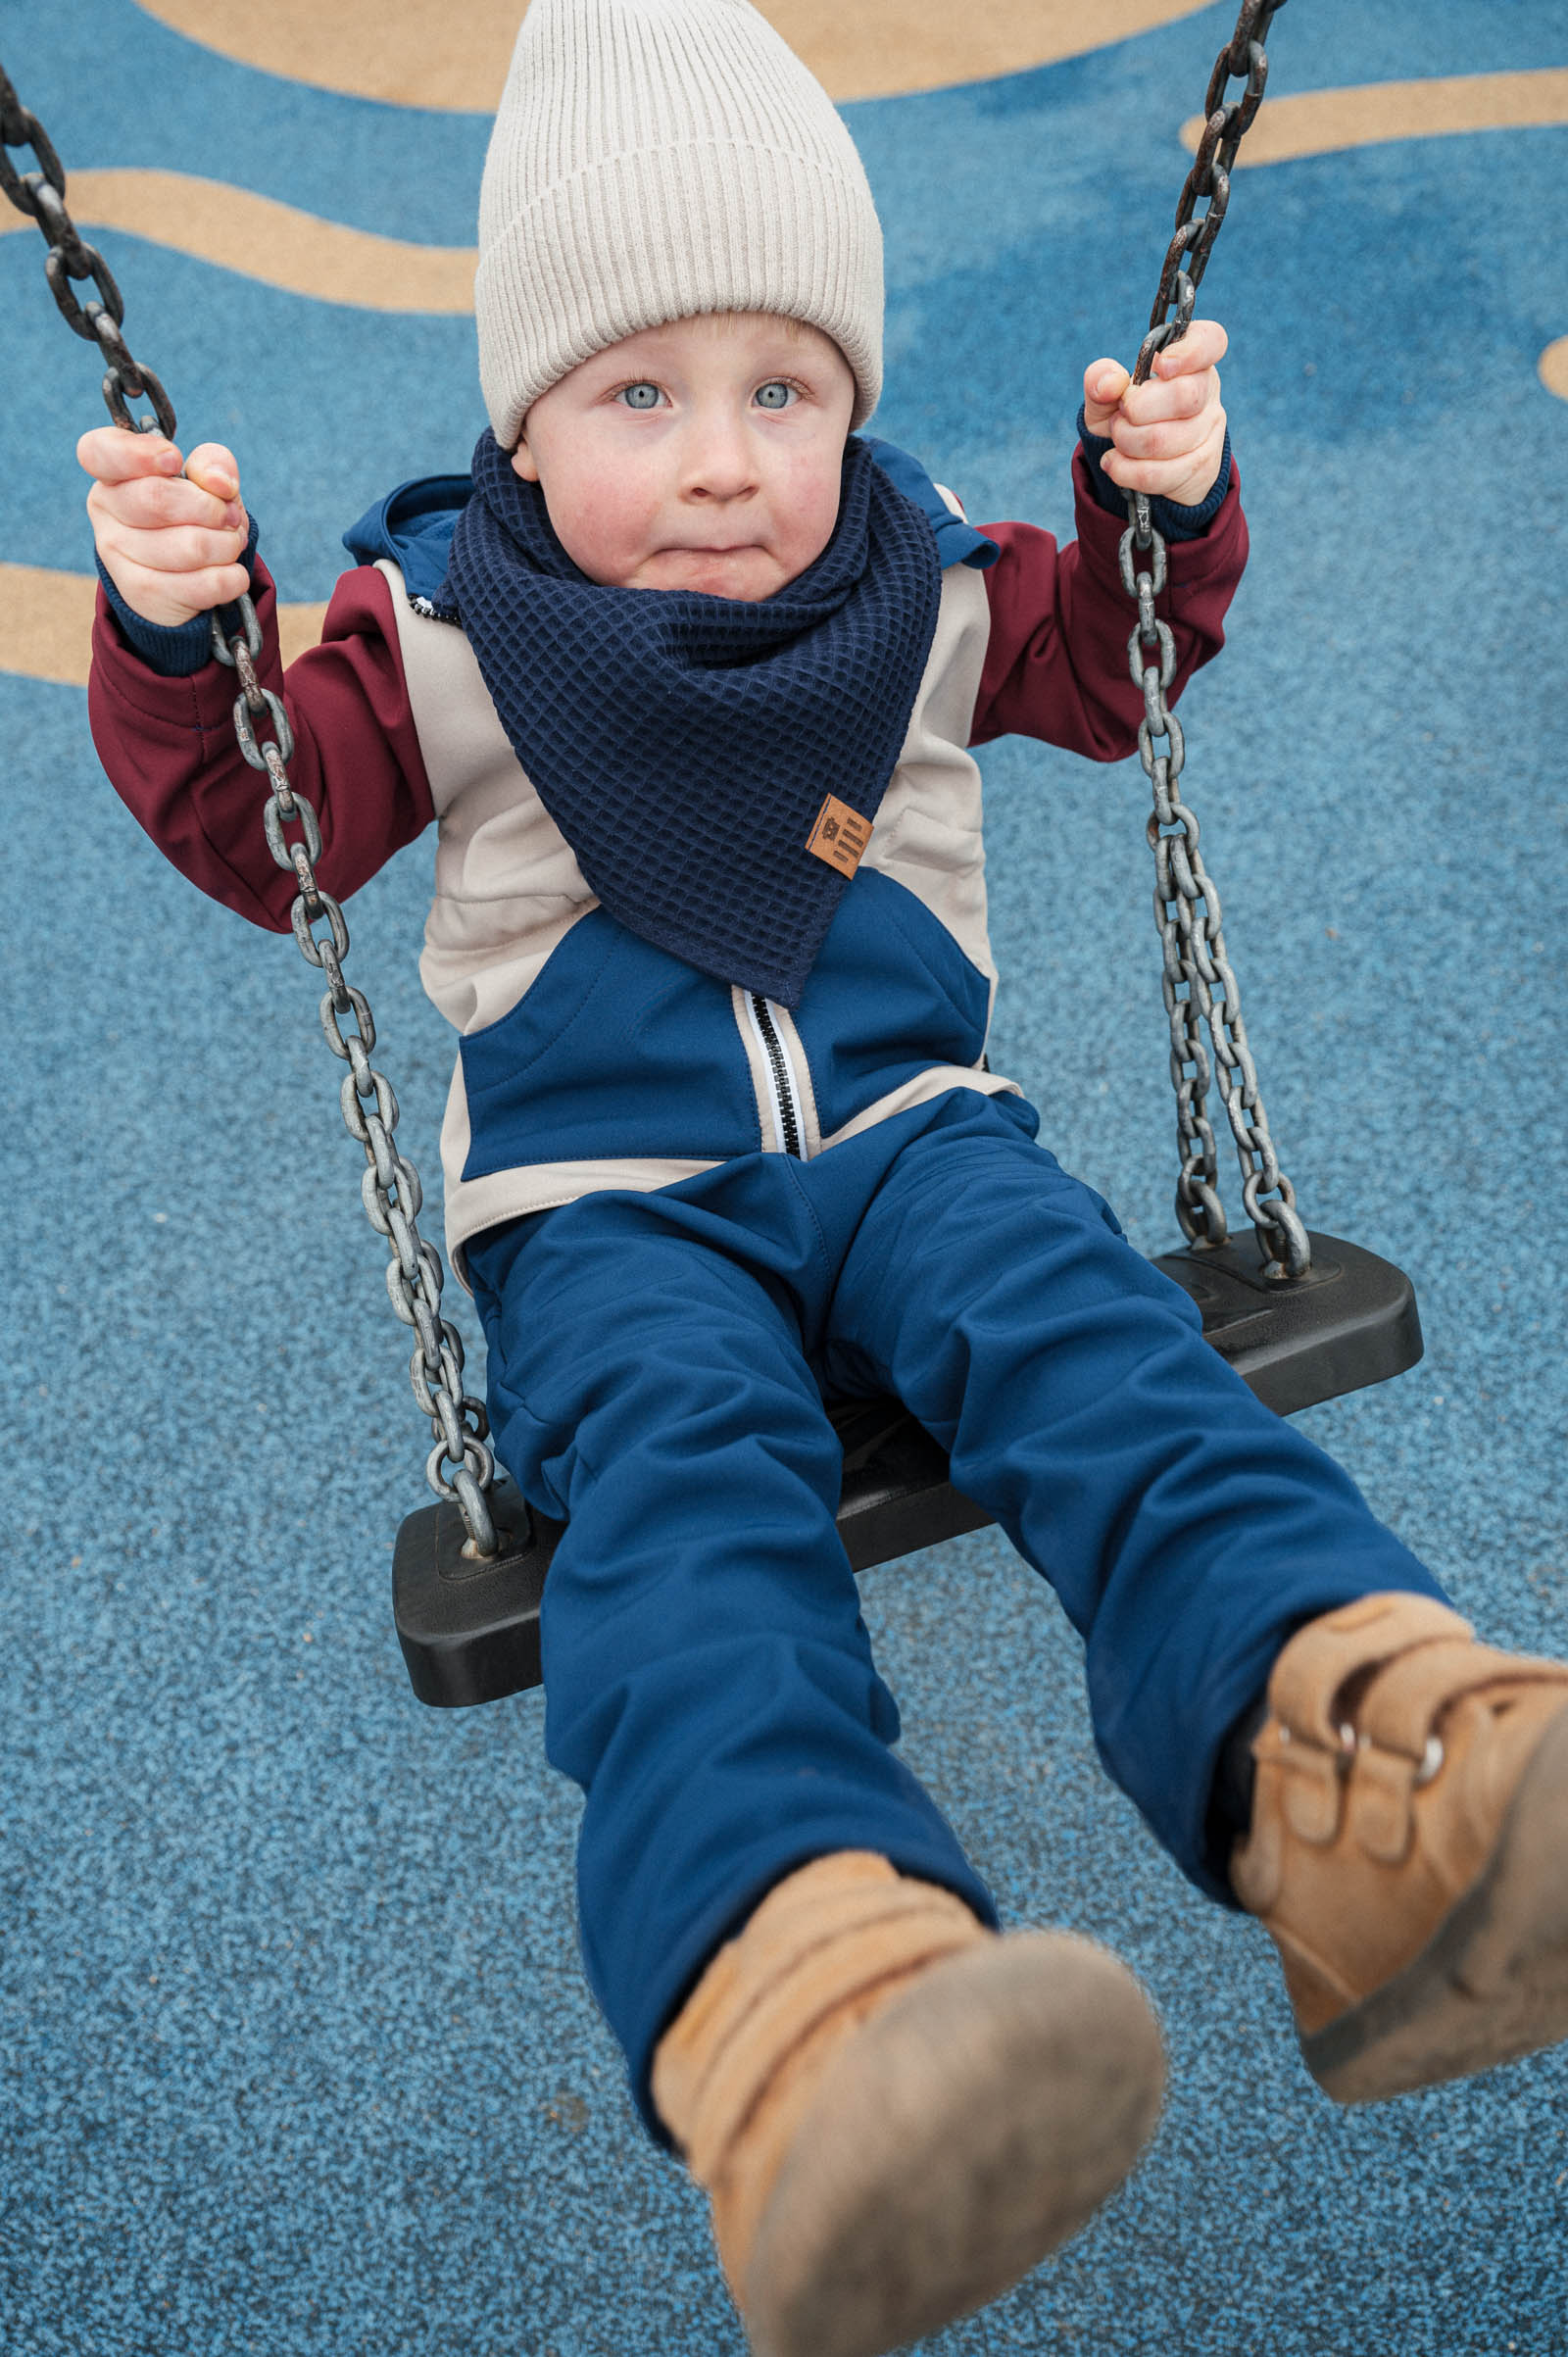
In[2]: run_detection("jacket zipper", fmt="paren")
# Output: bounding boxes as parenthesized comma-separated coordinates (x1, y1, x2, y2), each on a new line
(746, 993, 805, 1157)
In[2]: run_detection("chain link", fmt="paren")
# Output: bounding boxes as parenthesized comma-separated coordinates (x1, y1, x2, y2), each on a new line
(1118, 0, 1310, 1281)
(1, 64, 176, 437)
(1, 58, 498, 1548)
(211, 599, 498, 1547)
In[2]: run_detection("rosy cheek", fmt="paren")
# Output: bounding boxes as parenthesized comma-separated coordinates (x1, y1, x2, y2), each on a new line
(550, 472, 649, 585)
(780, 461, 844, 570)
(554, 473, 641, 574)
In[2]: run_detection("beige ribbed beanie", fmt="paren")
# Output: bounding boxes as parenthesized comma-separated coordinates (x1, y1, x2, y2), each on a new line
(475, 0, 884, 447)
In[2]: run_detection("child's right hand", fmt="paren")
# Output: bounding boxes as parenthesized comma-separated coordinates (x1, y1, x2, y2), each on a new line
(78, 427, 250, 630)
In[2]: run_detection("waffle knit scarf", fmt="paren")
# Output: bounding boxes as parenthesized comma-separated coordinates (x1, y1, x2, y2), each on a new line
(445, 429, 942, 1007)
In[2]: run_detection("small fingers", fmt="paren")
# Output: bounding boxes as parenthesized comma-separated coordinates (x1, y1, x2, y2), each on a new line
(101, 556, 252, 628)
(180, 562, 253, 611)
(76, 424, 184, 486)
(1152, 318, 1228, 376)
(1106, 392, 1224, 461)
(1085, 357, 1131, 407)
(1116, 366, 1219, 429)
(1082, 357, 1132, 436)
(1100, 411, 1228, 506)
(1083, 324, 1223, 435)
(99, 520, 250, 577)
(184, 441, 242, 502)
(87, 468, 243, 534)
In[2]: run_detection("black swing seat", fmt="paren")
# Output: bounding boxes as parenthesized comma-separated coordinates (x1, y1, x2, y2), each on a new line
(393, 1227, 1422, 1709)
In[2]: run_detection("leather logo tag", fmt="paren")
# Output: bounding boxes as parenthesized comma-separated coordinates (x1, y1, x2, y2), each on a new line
(805, 793, 872, 878)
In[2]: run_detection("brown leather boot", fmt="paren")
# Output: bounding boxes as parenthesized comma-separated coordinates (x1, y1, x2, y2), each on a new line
(652, 1851, 1165, 2357)
(1232, 1592, 1568, 2103)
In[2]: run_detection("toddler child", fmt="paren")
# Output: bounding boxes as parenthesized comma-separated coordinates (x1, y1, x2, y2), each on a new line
(80, 4, 1568, 2353)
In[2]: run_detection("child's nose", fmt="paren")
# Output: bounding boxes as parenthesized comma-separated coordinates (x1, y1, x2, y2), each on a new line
(680, 409, 758, 502)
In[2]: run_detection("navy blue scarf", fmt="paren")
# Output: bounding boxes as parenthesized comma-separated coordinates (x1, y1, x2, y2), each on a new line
(445, 429, 942, 1007)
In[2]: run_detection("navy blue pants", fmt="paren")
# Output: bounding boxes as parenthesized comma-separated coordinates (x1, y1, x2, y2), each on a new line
(467, 1089, 1444, 2134)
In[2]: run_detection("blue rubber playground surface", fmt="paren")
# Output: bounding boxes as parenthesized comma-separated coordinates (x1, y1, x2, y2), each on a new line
(3, 3, 1566, 2351)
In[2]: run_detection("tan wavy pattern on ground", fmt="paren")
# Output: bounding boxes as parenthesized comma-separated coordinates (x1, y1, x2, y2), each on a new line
(1, 565, 326, 689)
(131, 0, 1209, 107)
(1181, 68, 1568, 165)
(0, 170, 474, 313)
(1540, 337, 1568, 401)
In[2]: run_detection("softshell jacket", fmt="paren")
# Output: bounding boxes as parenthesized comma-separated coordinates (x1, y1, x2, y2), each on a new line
(88, 446, 1249, 1281)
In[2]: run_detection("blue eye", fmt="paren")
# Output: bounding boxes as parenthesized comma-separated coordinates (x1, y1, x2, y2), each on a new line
(617, 382, 662, 410)
(755, 381, 795, 410)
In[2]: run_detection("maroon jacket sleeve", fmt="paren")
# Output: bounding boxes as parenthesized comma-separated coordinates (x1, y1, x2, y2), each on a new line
(87, 557, 435, 933)
(969, 447, 1249, 758)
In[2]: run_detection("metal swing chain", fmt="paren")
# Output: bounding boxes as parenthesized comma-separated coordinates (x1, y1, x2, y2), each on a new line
(1120, 0, 1311, 1282)
(0, 68, 175, 438)
(1, 62, 500, 1553)
(210, 610, 499, 1552)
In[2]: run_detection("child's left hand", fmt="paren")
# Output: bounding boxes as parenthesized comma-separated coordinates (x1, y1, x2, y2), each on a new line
(1082, 319, 1228, 511)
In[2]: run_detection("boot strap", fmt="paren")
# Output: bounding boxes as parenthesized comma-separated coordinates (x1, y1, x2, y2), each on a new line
(1359, 1638, 1568, 1758)
(1269, 1594, 1471, 1748)
(653, 1853, 982, 2185)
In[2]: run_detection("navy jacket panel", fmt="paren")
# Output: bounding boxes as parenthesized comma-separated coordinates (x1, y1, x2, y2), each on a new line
(791, 870, 994, 1129)
(458, 913, 764, 1177)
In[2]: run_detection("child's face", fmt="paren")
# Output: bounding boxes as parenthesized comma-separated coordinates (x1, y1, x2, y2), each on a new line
(511, 313, 857, 601)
